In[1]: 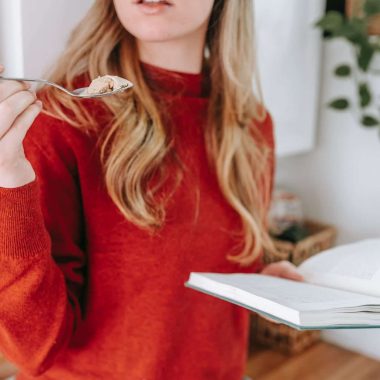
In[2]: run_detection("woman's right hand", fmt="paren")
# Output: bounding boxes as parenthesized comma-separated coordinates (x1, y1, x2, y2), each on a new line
(0, 64, 43, 188)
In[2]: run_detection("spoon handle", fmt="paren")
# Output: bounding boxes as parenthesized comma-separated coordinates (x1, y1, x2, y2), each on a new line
(0, 76, 77, 96)
(0, 76, 48, 84)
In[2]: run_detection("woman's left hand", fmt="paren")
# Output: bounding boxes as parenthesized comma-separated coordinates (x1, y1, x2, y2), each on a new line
(260, 260, 304, 282)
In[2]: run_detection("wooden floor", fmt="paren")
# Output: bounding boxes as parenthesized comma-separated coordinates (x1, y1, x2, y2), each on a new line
(2, 342, 380, 379)
(246, 342, 380, 380)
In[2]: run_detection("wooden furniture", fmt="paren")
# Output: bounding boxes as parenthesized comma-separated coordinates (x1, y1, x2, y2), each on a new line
(250, 314, 321, 355)
(346, 0, 380, 35)
(246, 342, 380, 380)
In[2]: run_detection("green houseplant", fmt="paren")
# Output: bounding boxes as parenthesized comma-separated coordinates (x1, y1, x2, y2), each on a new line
(316, 0, 380, 135)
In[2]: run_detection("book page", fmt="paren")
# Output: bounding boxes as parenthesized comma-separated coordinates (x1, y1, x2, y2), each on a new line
(298, 239, 380, 297)
(186, 273, 380, 322)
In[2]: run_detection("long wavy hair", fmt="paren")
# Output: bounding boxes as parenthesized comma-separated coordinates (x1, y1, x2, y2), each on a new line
(40, 0, 276, 265)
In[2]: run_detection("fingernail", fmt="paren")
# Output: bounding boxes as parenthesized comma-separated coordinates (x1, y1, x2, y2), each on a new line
(24, 82, 31, 89)
(35, 100, 43, 107)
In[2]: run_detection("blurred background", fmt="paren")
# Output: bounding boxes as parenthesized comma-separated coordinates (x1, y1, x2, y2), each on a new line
(0, 0, 379, 379)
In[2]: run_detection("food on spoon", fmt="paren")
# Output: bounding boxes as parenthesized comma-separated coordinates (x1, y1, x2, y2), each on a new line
(86, 75, 132, 94)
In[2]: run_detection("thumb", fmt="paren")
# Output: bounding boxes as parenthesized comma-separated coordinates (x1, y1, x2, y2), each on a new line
(282, 268, 304, 282)
(261, 261, 304, 282)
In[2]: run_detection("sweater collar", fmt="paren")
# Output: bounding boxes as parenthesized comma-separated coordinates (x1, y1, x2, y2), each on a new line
(140, 61, 208, 98)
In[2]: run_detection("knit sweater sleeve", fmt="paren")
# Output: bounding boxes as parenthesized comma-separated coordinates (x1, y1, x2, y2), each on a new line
(0, 113, 87, 376)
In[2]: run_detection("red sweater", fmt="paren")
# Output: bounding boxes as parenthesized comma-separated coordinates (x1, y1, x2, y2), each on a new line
(0, 64, 275, 380)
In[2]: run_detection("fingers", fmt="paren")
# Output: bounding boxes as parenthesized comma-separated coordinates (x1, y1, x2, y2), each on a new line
(277, 261, 304, 281)
(0, 65, 40, 187)
(0, 80, 31, 103)
(280, 267, 304, 282)
(0, 90, 37, 139)
(5, 101, 43, 143)
(261, 261, 304, 282)
(0, 65, 31, 102)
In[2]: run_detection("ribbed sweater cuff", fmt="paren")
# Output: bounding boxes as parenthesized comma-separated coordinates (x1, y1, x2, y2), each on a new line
(0, 181, 50, 259)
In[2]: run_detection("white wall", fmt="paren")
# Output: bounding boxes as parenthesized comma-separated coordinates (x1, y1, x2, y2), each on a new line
(0, 0, 93, 77)
(21, 0, 93, 77)
(276, 39, 380, 360)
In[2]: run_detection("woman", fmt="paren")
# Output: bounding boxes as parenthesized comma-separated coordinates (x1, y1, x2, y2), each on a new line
(0, 0, 302, 379)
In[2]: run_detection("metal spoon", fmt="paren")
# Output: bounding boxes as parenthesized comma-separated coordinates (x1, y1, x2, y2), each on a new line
(0, 76, 134, 98)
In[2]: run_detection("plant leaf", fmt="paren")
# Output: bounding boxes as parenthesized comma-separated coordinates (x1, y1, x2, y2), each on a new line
(361, 115, 380, 127)
(329, 98, 350, 110)
(335, 65, 351, 76)
(359, 82, 372, 107)
(363, 0, 380, 16)
(339, 19, 367, 44)
(358, 42, 375, 71)
(315, 12, 344, 34)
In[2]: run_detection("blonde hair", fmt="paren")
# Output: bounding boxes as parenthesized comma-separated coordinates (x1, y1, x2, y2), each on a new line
(40, 0, 276, 265)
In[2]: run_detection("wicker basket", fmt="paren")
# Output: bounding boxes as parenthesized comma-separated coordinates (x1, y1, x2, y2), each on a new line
(265, 219, 337, 266)
(250, 314, 321, 355)
(250, 219, 337, 354)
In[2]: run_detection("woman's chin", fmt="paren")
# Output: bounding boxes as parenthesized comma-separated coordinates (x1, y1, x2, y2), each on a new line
(129, 28, 180, 43)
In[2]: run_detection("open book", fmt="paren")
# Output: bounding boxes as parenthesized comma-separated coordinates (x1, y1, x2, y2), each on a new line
(185, 239, 380, 330)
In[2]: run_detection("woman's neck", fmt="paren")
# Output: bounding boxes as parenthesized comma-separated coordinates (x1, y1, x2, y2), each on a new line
(137, 30, 206, 74)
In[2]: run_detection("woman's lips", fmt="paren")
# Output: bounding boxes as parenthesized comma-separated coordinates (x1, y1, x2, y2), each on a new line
(136, 0, 172, 4)
(134, 0, 173, 15)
